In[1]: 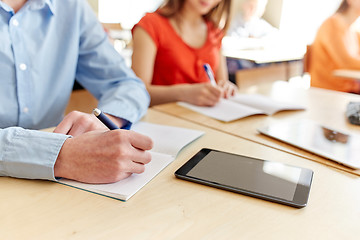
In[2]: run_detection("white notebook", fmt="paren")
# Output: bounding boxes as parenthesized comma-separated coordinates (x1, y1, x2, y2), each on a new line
(178, 94, 305, 122)
(58, 122, 204, 201)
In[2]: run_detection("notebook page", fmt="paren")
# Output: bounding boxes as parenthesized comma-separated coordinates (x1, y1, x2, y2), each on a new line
(59, 151, 173, 201)
(58, 122, 204, 200)
(132, 122, 204, 157)
(178, 99, 264, 122)
(230, 94, 305, 115)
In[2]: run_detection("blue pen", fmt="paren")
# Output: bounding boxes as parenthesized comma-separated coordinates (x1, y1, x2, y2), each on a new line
(93, 108, 120, 130)
(203, 63, 217, 86)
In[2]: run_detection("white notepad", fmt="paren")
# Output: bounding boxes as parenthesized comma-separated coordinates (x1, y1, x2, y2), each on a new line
(178, 94, 305, 122)
(58, 122, 204, 201)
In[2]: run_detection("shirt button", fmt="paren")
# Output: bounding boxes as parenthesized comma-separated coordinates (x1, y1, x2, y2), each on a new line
(23, 107, 29, 113)
(12, 19, 19, 26)
(19, 63, 27, 71)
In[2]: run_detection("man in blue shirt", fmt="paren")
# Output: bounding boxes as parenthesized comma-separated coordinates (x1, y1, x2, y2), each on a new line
(0, 0, 153, 184)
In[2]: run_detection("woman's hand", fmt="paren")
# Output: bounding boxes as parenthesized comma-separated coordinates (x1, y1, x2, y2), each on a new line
(178, 83, 222, 106)
(217, 80, 238, 99)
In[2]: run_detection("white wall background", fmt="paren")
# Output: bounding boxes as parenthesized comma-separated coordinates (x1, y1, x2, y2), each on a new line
(264, 0, 342, 44)
(93, 0, 343, 43)
(98, 0, 163, 29)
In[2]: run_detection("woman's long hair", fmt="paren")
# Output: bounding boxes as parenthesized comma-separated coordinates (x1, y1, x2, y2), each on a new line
(336, 0, 349, 13)
(158, 0, 233, 32)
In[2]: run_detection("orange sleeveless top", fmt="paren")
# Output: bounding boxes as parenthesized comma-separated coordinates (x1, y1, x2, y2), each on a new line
(310, 15, 360, 93)
(132, 12, 223, 85)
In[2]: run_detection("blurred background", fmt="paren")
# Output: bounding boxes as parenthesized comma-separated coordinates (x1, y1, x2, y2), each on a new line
(88, 0, 343, 44)
(84, 0, 353, 90)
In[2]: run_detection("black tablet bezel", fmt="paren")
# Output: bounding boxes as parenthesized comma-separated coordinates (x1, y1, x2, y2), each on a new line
(175, 148, 313, 208)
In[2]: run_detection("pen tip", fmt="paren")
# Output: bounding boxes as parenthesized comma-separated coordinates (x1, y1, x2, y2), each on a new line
(203, 63, 210, 70)
(93, 108, 101, 116)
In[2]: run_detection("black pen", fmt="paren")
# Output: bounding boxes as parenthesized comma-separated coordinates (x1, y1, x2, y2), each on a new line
(93, 108, 120, 130)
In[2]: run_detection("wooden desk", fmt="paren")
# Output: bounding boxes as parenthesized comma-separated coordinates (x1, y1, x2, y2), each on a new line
(1, 109, 359, 239)
(224, 48, 305, 65)
(153, 81, 360, 176)
(222, 37, 306, 64)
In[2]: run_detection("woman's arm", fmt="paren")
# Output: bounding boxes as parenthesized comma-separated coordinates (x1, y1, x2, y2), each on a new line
(131, 27, 183, 106)
(216, 51, 230, 81)
(215, 52, 238, 98)
(131, 27, 157, 87)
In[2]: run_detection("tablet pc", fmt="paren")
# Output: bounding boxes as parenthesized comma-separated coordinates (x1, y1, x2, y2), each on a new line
(257, 119, 360, 169)
(175, 148, 313, 208)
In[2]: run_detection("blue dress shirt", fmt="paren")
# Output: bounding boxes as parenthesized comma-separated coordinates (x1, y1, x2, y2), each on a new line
(0, 0, 150, 180)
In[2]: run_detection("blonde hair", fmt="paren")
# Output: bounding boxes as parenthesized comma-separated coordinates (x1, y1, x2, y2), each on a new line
(158, 0, 233, 32)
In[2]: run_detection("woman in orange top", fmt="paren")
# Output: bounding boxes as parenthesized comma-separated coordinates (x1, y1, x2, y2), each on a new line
(310, 0, 360, 93)
(131, 0, 237, 106)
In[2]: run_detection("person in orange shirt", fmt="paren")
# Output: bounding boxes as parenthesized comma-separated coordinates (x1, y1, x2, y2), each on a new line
(131, 0, 237, 106)
(310, 0, 360, 93)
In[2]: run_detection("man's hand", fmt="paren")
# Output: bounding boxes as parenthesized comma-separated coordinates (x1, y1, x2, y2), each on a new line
(54, 129, 153, 184)
(53, 110, 153, 184)
(54, 111, 107, 136)
(54, 111, 127, 136)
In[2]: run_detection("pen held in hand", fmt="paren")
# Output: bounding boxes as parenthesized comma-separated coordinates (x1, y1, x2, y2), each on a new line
(203, 63, 217, 86)
(93, 108, 120, 130)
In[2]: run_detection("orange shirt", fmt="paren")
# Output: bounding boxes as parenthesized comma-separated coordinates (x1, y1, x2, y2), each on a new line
(132, 12, 223, 85)
(310, 14, 360, 93)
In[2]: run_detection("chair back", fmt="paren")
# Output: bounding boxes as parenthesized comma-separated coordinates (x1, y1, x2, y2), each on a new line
(303, 45, 312, 73)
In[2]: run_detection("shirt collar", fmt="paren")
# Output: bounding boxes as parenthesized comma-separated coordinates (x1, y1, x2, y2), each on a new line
(28, 0, 55, 15)
(0, 0, 55, 14)
(0, 1, 14, 12)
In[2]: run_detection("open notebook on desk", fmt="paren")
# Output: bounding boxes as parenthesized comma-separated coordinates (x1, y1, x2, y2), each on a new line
(178, 94, 305, 122)
(58, 122, 204, 201)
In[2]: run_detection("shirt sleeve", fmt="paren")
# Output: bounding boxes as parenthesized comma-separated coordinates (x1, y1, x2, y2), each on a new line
(0, 127, 70, 180)
(75, 1, 150, 124)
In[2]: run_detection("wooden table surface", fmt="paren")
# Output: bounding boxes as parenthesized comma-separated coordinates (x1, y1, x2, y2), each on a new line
(153, 81, 360, 176)
(1, 109, 360, 239)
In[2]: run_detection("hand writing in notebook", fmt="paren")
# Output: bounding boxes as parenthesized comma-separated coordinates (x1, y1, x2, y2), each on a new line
(59, 122, 205, 201)
(54, 111, 153, 184)
(55, 129, 153, 184)
(178, 83, 222, 107)
(203, 63, 237, 100)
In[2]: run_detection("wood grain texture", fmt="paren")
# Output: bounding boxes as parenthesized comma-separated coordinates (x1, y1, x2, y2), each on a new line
(153, 81, 360, 176)
(1, 109, 359, 239)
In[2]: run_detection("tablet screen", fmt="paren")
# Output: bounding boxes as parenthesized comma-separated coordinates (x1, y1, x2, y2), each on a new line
(187, 151, 302, 201)
(175, 149, 313, 208)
